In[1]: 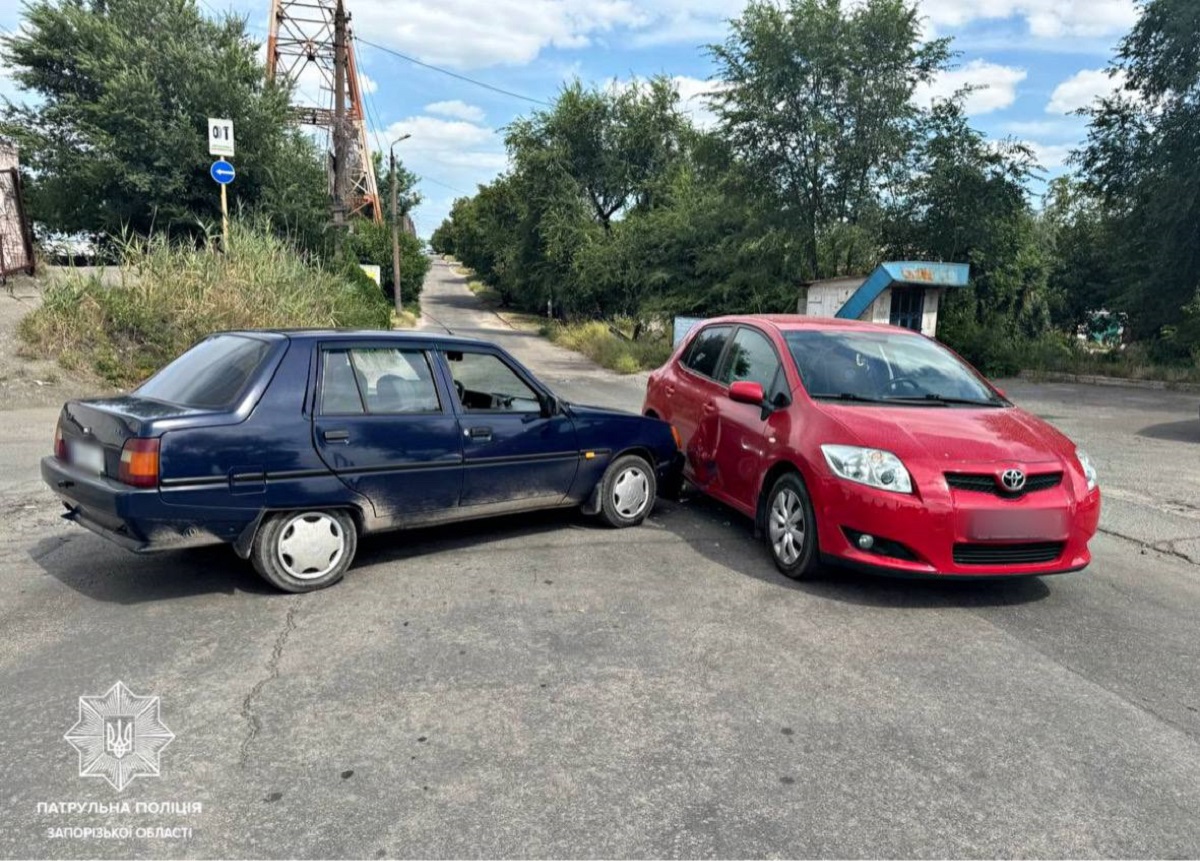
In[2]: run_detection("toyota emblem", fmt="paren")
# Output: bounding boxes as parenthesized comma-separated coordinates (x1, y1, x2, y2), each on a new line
(1001, 468, 1026, 492)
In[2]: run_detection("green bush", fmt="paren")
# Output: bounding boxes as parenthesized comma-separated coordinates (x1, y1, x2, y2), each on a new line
(544, 321, 671, 374)
(20, 222, 392, 387)
(341, 220, 429, 313)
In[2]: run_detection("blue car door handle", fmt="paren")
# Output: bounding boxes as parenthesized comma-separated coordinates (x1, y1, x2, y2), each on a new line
(323, 429, 351, 443)
(466, 426, 492, 441)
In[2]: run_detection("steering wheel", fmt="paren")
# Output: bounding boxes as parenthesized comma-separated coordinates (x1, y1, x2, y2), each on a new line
(496, 395, 515, 409)
(454, 380, 465, 401)
(887, 377, 922, 395)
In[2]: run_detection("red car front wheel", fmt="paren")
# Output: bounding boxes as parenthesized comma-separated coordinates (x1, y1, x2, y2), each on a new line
(765, 473, 819, 580)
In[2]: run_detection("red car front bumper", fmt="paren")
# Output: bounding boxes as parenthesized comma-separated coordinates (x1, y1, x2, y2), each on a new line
(812, 473, 1101, 578)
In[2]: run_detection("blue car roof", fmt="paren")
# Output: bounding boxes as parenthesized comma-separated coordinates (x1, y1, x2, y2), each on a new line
(218, 329, 492, 348)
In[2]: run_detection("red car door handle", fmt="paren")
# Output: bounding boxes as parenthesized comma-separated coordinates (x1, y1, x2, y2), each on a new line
(703, 401, 717, 413)
(664, 385, 675, 397)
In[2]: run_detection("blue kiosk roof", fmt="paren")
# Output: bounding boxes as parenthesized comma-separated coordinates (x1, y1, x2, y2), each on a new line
(835, 261, 970, 321)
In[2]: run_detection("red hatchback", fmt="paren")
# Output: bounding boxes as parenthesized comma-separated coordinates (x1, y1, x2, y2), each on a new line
(642, 316, 1100, 580)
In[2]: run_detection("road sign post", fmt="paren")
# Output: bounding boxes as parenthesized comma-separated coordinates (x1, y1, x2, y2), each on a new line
(208, 120, 235, 249)
(208, 118, 235, 158)
(209, 159, 236, 251)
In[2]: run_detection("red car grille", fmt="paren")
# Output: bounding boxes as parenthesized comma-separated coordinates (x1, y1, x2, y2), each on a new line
(946, 471, 1063, 496)
(953, 542, 1065, 566)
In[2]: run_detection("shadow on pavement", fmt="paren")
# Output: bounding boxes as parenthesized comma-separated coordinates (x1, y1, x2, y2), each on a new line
(661, 492, 1053, 609)
(351, 507, 583, 569)
(31, 537, 276, 603)
(1138, 418, 1199, 443)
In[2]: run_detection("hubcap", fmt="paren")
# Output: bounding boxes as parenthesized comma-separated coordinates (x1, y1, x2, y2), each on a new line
(613, 466, 650, 518)
(276, 512, 346, 580)
(768, 488, 805, 566)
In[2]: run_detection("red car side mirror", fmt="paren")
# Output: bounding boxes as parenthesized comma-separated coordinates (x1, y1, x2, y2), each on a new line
(729, 380, 765, 405)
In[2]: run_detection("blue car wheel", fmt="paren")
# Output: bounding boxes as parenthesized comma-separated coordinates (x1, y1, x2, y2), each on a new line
(251, 509, 359, 592)
(598, 454, 657, 528)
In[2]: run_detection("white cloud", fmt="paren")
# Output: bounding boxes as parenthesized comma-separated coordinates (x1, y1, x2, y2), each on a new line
(358, 73, 378, 95)
(1023, 140, 1075, 169)
(1003, 118, 1083, 138)
(372, 113, 508, 234)
(1046, 68, 1129, 114)
(671, 75, 726, 129)
(425, 100, 486, 123)
(918, 0, 1137, 39)
(915, 59, 1027, 115)
(351, 0, 650, 69)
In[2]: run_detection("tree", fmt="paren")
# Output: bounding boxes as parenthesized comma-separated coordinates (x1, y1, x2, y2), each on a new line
(343, 220, 429, 309)
(372, 151, 422, 217)
(0, 0, 323, 241)
(1078, 0, 1200, 352)
(709, 0, 950, 281)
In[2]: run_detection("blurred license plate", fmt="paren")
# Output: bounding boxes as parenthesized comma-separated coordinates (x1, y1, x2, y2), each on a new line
(69, 440, 105, 475)
(970, 509, 1068, 541)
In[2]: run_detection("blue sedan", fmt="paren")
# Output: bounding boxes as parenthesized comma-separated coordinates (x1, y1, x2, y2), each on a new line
(41, 330, 682, 592)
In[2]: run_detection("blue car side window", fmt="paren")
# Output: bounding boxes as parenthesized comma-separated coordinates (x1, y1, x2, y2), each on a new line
(347, 348, 442, 414)
(320, 350, 366, 415)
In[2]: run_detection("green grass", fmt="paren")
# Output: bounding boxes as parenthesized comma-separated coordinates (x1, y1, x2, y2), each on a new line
(20, 222, 391, 388)
(1027, 343, 1200, 385)
(541, 320, 671, 374)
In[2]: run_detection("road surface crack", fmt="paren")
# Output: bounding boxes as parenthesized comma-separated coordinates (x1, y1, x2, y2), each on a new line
(239, 604, 298, 767)
(1097, 527, 1196, 564)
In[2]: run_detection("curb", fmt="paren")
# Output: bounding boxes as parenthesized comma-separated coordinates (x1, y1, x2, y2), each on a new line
(1018, 369, 1200, 394)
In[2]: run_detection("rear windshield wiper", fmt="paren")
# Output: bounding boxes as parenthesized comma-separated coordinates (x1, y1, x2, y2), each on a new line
(885, 393, 1004, 407)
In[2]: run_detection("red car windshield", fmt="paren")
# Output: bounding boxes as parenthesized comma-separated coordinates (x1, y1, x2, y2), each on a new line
(784, 330, 1004, 406)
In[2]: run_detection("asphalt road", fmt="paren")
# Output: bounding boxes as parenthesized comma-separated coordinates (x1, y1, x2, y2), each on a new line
(2, 259, 1199, 858)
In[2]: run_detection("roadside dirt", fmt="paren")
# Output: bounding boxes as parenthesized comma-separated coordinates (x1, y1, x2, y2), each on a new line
(0, 273, 112, 409)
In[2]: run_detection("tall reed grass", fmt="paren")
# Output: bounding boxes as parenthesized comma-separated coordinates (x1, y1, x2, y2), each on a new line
(21, 223, 392, 387)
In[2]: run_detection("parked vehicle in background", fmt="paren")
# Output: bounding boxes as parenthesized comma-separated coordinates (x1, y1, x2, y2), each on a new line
(643, 316, 1101, 580)
(43, 330, 681, 592)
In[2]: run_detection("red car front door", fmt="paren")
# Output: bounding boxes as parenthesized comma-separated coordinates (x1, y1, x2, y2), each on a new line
(705, 326, 789, 512)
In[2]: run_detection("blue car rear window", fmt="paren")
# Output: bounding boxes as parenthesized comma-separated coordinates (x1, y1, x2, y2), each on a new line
(136, 335, 274, 409)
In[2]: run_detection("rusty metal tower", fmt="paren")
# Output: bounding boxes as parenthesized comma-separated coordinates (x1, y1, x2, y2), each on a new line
(265, 0, 382, 224)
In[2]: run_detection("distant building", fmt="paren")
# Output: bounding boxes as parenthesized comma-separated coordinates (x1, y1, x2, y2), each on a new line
(0, 138, 35, 278)
(0, 139, 17, 171)
(797, 261, 970, 337)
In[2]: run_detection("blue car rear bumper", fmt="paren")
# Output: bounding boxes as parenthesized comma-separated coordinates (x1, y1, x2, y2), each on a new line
(41, 456, 253, 553)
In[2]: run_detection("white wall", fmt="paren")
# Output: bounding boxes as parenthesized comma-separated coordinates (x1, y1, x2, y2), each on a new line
(801, 281, 943, 337)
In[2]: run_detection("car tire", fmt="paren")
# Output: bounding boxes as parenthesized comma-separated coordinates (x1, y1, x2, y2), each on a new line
(251, 509, 358, 593)
(764, 472, 819, 580)
(598, 454, 657, 528)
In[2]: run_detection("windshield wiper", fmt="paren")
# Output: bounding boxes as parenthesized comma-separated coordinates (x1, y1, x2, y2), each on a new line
(885, 393, 1003, 407)
(811, 392, 896, 404)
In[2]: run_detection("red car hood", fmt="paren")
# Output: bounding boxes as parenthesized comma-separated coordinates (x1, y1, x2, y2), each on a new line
(815, 403, 1073, 466)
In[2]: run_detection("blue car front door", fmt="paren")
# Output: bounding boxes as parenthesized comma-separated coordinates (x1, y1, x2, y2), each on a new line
(312, 344, 463, 525)
(438, 348, 579, 513)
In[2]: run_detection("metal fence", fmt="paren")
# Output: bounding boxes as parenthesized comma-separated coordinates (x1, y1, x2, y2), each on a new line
(0, 169, 34, 280)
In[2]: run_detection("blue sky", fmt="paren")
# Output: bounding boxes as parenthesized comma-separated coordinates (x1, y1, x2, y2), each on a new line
(0, 0, 1138, 238)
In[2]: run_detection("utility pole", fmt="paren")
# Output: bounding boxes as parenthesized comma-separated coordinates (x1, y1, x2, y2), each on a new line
(266, 0, 382, 224)
(389, 134, 411, 317)
(331, 0, 349, 234)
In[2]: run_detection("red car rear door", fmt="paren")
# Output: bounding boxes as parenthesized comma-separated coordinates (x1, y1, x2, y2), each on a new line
(669, 325, 734, 485)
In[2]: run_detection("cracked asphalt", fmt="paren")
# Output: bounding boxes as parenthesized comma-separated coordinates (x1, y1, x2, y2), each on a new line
(2, 259, 1199, 858)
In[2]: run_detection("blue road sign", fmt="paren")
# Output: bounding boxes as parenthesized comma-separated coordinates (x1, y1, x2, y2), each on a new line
(210, 159, 236, 185)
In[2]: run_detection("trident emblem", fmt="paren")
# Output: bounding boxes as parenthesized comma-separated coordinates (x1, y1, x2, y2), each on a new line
(104, 718, 134, 759)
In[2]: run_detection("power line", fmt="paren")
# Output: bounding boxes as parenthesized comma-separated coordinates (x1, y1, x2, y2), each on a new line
(354, 35, 552, 107)
(420, 175, 471, 196)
